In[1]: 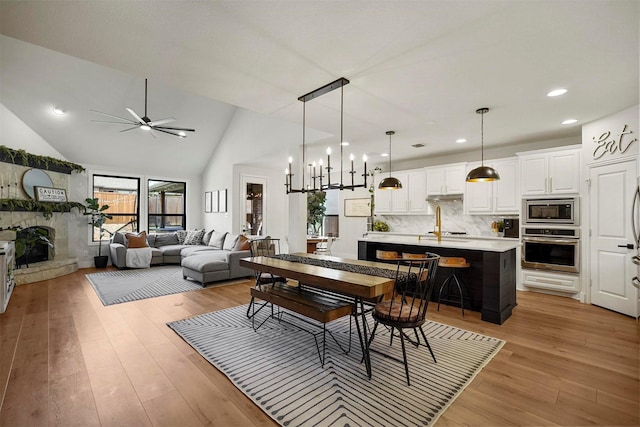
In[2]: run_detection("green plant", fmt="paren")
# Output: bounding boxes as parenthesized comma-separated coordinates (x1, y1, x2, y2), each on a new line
(15, 227, 54, 267)
(83, 197, 112, 257)
(0, 199, 85, 219)
(373, 220, 389, 232)
(307, 191, 326, 236)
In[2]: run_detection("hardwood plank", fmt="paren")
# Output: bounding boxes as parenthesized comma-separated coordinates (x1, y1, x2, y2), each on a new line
(0, 269, 637, 427)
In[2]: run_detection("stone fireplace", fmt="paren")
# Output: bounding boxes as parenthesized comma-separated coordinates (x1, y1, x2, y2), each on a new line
(16, 225, 54, 267)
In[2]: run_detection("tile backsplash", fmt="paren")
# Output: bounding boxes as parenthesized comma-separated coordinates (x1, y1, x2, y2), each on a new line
(376, 200, 516, 237)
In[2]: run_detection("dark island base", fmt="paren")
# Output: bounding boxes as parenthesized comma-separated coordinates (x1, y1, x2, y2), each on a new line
(358, 240, 517, 324)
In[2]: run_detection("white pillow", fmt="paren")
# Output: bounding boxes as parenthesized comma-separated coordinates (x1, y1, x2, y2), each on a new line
(208, 231, 227, 249)
(223, 233, 240, 251)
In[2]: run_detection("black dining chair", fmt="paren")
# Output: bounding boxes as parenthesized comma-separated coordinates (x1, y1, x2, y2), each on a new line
(246, 237, 287, 319)
(367, 252, 440, 386)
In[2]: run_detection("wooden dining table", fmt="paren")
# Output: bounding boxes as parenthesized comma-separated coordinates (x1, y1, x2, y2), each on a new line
(239, 252, 398, 378)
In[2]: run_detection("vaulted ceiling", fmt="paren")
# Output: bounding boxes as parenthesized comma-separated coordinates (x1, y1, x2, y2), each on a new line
(1, 1, 638, 176)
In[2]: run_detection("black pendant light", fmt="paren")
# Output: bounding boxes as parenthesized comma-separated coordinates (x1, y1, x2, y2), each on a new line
(378, 130, 403, 190)
(466, 107, 500, 182)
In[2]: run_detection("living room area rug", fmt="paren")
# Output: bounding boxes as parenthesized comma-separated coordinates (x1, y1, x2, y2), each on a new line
(86, 266, 206, 306)
(168, 304, 505, 427)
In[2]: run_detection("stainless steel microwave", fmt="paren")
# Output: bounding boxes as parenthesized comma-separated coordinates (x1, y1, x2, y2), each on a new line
(522, 198, 579, 225)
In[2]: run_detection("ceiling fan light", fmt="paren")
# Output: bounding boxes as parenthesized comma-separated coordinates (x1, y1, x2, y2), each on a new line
(378, 176, 403, 189)
(140, 124, 151, 131)
(178, 131, 186, 138)
(466, 165, 500, 182)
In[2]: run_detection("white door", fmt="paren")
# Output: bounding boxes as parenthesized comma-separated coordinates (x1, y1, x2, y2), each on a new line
(590, 159, 639, 317)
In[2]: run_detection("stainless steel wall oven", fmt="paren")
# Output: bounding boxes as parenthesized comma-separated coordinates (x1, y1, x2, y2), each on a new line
(521, 227, 580, 273)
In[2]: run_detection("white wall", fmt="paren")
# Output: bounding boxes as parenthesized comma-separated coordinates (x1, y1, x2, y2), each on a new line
(1, 103, 67, 159)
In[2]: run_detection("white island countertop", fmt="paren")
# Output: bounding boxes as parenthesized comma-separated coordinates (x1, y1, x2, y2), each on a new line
(359, 233, 520, 253)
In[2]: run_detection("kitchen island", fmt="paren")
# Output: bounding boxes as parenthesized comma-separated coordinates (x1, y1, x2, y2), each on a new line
(358, 234, 520, 324)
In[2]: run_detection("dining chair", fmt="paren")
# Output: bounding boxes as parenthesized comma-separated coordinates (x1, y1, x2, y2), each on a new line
(246, 237, 287, 319)
(367, 252, 440, 386)
(313, 234, 335, 255)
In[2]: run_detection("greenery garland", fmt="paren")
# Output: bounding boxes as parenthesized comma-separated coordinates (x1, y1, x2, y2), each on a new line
(0, 199, 85, 220)
(0, 145, 85, 173)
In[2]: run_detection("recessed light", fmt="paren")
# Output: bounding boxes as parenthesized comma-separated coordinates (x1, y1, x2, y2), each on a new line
(411, 143, 425, 148)
(456, 138, 467, 143)
(547, 88, 567, 97)
(381, 153, 389, 157)
(562, 119, 578, 125)
(52, 106, 66, 115)
(341, 141, 349, 146)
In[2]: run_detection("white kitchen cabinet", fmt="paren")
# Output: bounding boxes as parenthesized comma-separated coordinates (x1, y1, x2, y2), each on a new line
(374, 169, 427, 214)
(519, 147, 581, 196)
(426, 163, 466, 196)
(465, 157, 519, 214)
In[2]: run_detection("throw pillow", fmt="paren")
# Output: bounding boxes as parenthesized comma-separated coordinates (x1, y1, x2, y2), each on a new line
(154, 233, 180, 247)
(175, 230, 188, 244)
(208, 231, 227, 249)
(113, 231, 126, 245)
(202, 229, 214, 246)
(184, 229, 205, 245)
(125, 231, 149, 248)
(234, 234, 251, 251)
(223, 233, 240, 251)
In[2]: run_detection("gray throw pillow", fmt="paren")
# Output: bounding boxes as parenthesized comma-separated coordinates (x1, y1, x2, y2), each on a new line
(202, 229, 214, 246)
(155, 233, 180, 247)
(208, 231, 227, 249)
(113, 231, 126, 245)
(175, 230, 188, 244)
(223, 233, 240, 251)
(184, 229, 205, 245)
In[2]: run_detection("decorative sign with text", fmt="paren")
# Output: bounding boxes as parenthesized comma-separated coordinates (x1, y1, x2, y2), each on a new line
(34, 186, 67, 202)
(592, 124, 638, 160)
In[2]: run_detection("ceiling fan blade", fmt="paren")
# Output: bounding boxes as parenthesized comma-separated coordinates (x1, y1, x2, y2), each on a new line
(90, 109, 135, 122)
(91, 119, 138, 125)
(154, 126, 196, 132)
(147, 117, 175, 126)
(126, 108, 145, 124)
(153, 128, 186, 138)
(119, 126, 141, 133)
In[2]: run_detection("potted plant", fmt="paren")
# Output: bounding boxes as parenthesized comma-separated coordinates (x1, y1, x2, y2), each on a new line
(14, 226, 54, 268)
(83, 197, 112, 268)
(307, 191, 326, 237)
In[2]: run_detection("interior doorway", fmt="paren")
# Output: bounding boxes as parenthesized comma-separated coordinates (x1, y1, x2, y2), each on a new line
(241, 175, 267, 236)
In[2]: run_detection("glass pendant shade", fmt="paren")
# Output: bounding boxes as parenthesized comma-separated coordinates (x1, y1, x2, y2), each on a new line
(378, 176, 403, 189)
(378, 130, 403, 190)
(466, 107, 500, 182)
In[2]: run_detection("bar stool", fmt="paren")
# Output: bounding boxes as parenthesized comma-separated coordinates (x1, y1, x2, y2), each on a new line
(437, 257, 471, 316)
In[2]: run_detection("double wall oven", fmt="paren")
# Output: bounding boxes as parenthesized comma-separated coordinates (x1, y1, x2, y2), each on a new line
(521, 197, 580, 274)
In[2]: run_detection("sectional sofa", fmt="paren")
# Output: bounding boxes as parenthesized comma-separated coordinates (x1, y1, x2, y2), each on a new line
(109, 230, 254, 285)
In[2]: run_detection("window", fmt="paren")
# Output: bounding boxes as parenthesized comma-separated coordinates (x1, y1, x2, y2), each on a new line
(148, 180, 186, 232)
(92, 175, 140, 241)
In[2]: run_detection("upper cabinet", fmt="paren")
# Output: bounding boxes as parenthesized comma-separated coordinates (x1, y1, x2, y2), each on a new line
(374, 169, 427, 214)
(426, 163, 467, 196)
(519, 146, 581, 196)
(465, 157, 520, 214)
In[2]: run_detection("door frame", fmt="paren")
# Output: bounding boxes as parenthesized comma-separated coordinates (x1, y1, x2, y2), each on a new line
(240, 174, 268, 237)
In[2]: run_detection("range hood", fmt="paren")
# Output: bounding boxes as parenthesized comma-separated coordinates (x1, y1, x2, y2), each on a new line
(426, 193, 463, 202)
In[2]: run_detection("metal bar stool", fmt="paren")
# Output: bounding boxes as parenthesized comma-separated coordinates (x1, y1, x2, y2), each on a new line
(437, 257, 471, 316)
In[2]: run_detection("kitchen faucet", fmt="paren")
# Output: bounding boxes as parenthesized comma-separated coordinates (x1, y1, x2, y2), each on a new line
(434, 204, 442, 242)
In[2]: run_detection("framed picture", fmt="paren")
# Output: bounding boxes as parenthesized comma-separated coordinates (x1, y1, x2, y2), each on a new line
(34, 186, 67, 202)
(205, 191, 212, 213)
(219, 189, 227, 212)
(344, 198, 371, 217)
(211, 190, 219, 212)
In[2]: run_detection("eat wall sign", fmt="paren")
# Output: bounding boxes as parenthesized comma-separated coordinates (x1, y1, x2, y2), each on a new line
(592, 124, 638, 160)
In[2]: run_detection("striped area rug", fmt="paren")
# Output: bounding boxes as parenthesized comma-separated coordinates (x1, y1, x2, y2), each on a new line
(168, 305, 505, 426)
(86, 266, 204, 305)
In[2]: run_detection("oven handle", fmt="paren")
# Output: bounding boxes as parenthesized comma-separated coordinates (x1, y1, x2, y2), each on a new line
(522, 236, 579, 244)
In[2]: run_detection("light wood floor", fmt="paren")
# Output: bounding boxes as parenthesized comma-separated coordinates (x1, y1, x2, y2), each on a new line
(0, 268, 638, 426)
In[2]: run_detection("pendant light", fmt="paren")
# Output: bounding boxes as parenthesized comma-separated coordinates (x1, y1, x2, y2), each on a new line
(378, 130, 403, 190)
(466, 107, 500, 182)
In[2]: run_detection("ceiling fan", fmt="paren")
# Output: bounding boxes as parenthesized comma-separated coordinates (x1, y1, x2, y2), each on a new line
(91, 78, 195, 138)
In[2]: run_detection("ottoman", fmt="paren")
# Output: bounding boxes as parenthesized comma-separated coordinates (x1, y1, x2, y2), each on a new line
(182, 255, 230, 286)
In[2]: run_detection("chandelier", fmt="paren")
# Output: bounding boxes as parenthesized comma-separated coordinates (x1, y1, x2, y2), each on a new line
(285, 77, 368, 194)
